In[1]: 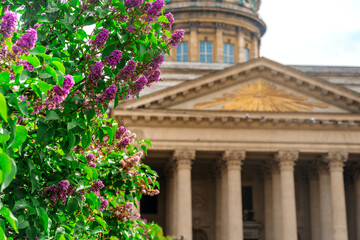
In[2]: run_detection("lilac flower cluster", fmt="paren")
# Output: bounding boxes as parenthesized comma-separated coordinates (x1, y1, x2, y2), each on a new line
(128, 25, 136, 33)
(45, 180, 75, 206)
(120, 151, 143, 172)
(87, 62, 103, 88)
(87, 153, 96, 168)
(115, 126, 136, 150)
(100, 196, 109, 211)
(12, 28, 37, 55)
(0, 10, 17, 38)
(132, 76, 148, 95)
(33, 75, 75, 114)
(145, 69, 161, 87)
(105, 50, 122, 67)
(18, 60, 34, 72)
(110, 202, 140, 222)
(146, 0, 164, 20)
(168, 29, 185, 48)
(125, 0, 144, 8)
(98, 84, 117, 101)
(116, 126, 127, 139)
(149, 55, 164, 70)
(91, 28, 109, 48)
(163, 12, 174, 29)
(89, 179, 105, 194)
(117, 60, 137, 81)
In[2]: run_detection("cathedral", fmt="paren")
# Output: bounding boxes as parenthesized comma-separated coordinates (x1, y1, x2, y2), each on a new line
(112, 0, 360, 239)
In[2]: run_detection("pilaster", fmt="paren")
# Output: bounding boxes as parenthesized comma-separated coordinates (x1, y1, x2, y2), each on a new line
(189, 22, 199, 62)
(216, 23, 224, 63)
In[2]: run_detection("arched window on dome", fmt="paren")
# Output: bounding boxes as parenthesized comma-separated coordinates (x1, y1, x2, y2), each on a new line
(200, 41, 213, 63)
(224, 43, 234, 63)
(244, 47, 250, 61)
(239, 0, 243, 6)
(176, 42, 188, 62)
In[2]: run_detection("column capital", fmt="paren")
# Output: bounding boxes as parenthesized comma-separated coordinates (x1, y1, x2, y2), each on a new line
(275, 151, 299, 171)
(223, 150, 245, 169)
(324, 152, 348, 172)
(215, 22, 225, 29)
(189, 21, 199, 30)
(173, 149, 196, 169)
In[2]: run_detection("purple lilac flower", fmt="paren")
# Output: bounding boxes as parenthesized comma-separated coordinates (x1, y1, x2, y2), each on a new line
(91, 28, 109, 48)
(168, 29, 184, 48)
(133, 76, 148, 93)
(87, 153, 96, 167)
(116, 126, 127, 138)
(121, 60, 136, 78)
(105, 50, 122, 67)
(100, 84, 117, 101)
(128, 25, 136, 33)
(125, 0, 144, 8)
(90, 179, 105, 193)
(164, 12, 174, 28)
(33, 24, 42, 29)
(87, 62, 103, 86)
(100, 196, 109, 211)
(19, 95, 26, 101)
(18, 60, 35, 72)
(62, 75, 75, 92)
(0, 11, 17, 38)
(45, 180, 74, 206)
(149, 55, 164, 70)
(12, 28, 37, 55)
(146, 0, 164, 19)
(146, 69, 161, 86)
(120, 137, 131, 148)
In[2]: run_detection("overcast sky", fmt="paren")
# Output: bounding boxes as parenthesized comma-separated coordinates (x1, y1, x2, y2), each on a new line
(258, 0, 360, 66)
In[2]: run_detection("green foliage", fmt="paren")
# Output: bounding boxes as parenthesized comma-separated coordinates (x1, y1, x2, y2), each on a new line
(0, 0, 181, 239)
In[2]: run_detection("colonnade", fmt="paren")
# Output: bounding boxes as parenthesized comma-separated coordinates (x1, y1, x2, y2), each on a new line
(165, 149, 350, 240)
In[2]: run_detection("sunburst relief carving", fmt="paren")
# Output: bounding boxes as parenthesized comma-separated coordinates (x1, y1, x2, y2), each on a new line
(194, 80, 328, 112)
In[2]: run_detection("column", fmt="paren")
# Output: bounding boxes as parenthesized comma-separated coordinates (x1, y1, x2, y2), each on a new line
(326, 152, 348, 240)
(221, 158, 229, 240)
(272, 160, 282, 240)
(173, 149, 195, 240)
(237, 28, 245, 63)
(264, 166, 273, 240)
(216, 23, 224, 63)
(189, 22, 198, 62)
(214, 159, 223, 240)
(318, 160, 333, 240)
(309, 168, 321, 240)
(165, 163, 174, 235)
(223, 150, 246, 240)
(355, 170, 360, 240)
(253, 36, 259, 58)
(276, 151, 299, 240)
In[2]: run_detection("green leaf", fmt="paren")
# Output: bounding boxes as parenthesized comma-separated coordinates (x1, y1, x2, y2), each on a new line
(11, 126, 28, 149)
(0, 153, 16, 191)
(95, 216, 108, 231)
(0, 207, 18, 233)
(114, 0, 125, 13)
(45, 111, 60, 122)
(18, 101, 28, 116)
(0, 72, 10, 83)
(50, 60, 66, 75)
(76, 29, 87, 40)
(37, 81, 52, 93)
(158, 15, 170, 23)
(36, 124, 55, 143)
(0, 93, 7, 122)
(144, 139, 152, 147)
(84, 16, 96, 26)
(66, 198, 79, 215)
(21, 55, 40, 68)
(117, 32, 128, 44)
(29, 46, 46, 55)
(0, 134, 10, 143)
(19, 69, 31, 83)
(67, 120, 77, 130)
(0, 223, 5, 240)
(45, 66, 58, 82)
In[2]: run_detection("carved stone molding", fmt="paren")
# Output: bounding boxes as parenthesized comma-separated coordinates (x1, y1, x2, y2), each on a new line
(324, 152, 348, 172)
(317, 159, 329, 174)
(222, 150, 245, 169)
(275, 151, 299, 171)
(173, 149, 196, 169)
(189, 21, 199, 30)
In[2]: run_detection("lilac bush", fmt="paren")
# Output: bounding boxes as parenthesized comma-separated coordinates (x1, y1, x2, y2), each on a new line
(0, 0, 184, 239)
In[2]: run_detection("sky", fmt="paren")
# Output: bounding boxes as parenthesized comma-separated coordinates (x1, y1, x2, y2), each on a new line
(258, 0, 360, 66)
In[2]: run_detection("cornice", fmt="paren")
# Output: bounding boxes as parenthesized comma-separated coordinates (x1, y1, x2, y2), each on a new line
(112, 109, 360, 130)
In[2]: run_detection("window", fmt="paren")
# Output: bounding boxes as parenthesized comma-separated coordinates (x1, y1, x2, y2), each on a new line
(224, 43, 234, 63)
(176, 42, 188, 62)
(140, 195, 158, 214)
(244, 47, 250, 61)
(239, 0, 243, 5)
(200, 41, 213, 63)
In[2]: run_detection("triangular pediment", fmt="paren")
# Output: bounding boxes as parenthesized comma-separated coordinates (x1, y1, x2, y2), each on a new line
(118, 58, 360, 113)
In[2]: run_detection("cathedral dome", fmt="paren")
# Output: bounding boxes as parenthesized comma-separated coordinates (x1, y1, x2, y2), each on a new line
(165, 0, 266, 63)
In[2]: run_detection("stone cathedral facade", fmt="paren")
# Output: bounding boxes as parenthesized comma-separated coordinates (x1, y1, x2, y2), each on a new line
(112, 0, 360, 240)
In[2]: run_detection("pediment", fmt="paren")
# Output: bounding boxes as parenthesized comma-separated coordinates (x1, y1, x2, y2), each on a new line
(118, 58, 360, 113)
